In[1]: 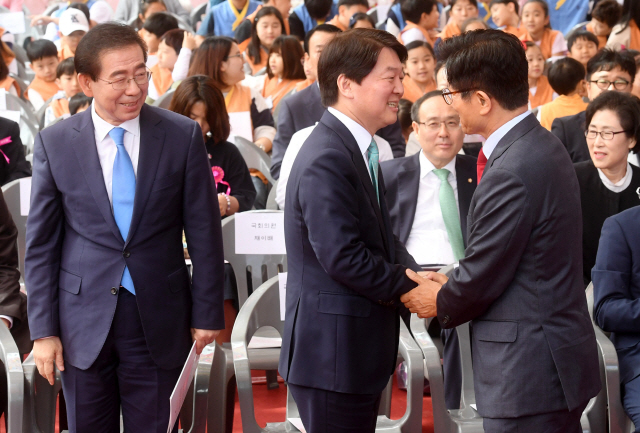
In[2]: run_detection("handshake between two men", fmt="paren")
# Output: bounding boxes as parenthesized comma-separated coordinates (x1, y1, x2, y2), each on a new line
(400, 269, 449, 319)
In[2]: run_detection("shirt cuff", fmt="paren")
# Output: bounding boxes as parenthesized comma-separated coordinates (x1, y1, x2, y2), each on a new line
(0, 315, 13, 329)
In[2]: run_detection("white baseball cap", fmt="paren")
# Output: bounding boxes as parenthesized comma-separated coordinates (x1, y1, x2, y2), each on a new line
(59, 8, 90, 36)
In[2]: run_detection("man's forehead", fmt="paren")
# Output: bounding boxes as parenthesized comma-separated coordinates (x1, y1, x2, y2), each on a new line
(592, 67, 631, 79)
(419, 97, 454, 116)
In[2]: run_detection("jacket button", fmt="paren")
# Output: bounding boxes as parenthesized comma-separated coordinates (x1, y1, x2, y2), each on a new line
(111, 287, 118, 295)
(442, 315, 450, 325)
(123, 250, 130, 258)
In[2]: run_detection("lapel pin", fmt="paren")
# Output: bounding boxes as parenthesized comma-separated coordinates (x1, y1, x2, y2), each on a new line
(468, 178, 472, 183)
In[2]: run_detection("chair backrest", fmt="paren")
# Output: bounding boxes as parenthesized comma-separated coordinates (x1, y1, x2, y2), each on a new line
(0, 325, 23, 433)
(152, 89, 175, 109)
(9, 73, 28, 99)
(36, 98, 53, 130)
(221, 212, 286, 307)
(2, 179, 29, 288)
(439, 5, 451, 30)
(22, 352, 63, 433)
(265, 179, 279, 210)
(5, 93, 39, 155)
(233, 136, 275, 185)
(190, 2, 208, 29)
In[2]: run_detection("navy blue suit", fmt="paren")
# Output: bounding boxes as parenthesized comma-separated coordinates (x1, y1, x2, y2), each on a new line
(593, 206, 640, 430)
(279, 110, 420, 432)
(25, 105, 225, 432)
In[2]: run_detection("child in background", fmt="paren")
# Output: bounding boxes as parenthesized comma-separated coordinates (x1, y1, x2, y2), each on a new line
(520, 0, 567, 58)
(26, 40, 60, 110)
(567, 30, 599, 70)
(587, 0, 622, 49)
(439, 0, 478, 40)
(242, 7, 285, 75)
(349, 12, 375, 29)
(262, 35, 306, 111)
(44, 58, 80, 126)
(402, 41, 436, 103)
(327, 0, 369, 31)
(461, 17, 489, 32)
(525, 41, 554, 109)
(397, 0, 439, 46)
(136, 0, 167, 29)
(57, 8, 89, 61)
(141, 12, 179, 68)
(149, 29, 186, 100)
(0, 55, 19, 97)
(68, 92, 92, 115)
(489, 0, 524, 37)
(538, 57, 587, 130)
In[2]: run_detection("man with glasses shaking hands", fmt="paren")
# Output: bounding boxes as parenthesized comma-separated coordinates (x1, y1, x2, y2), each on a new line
(401, 30, 600, 432)
(25, 23, 225, 433)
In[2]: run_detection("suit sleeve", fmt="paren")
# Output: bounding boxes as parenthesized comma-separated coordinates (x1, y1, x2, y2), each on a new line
(25, 133, 64, 339)
(551, 118, 567, 150)
(436, 168, 533, 328)
(0, 190, 24, 322)
(183, 122, 225, 330)
(1, 120, 31, 186)
(270, 98, 296, 180)
(592, 216, 638, 333)
(299, 148, 416, 303)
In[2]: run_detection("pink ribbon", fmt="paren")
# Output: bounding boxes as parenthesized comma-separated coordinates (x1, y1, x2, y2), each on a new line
(212, 166, 231, 195)
(0, 136, 11, 164)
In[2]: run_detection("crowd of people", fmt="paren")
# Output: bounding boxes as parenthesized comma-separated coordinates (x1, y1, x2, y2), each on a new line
(0, 0, 636, 431)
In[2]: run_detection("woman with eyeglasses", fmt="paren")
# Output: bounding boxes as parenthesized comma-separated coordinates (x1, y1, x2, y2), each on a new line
(574, 90, 640, 286)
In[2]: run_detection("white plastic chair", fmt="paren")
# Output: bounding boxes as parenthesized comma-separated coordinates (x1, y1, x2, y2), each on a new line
(234, 136, 275, 186)
(1, 179, 29, 290)
(0, 324, 23, 433)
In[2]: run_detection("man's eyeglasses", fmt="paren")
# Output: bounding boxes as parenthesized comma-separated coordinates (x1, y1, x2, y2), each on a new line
(417, 120, 462, 131)
(584, 129, 629, 140)
(589, 79, 630, 91)
(98, 71, 151, 90)
(442, 87, 477, 105)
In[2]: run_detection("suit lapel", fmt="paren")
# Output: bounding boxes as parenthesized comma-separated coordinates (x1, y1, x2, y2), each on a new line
(71, 109, 123, 243)
(455, 156, 476, 247)
(485, 113, 538, 177)
(125, 105, 165, 246)
(397, 154, 420, 245)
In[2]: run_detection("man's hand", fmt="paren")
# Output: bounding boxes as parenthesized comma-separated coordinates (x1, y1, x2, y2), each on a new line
(191, 328, 221, 355)
(33, 337, 64, 386)
(400, 269, 443, 318)
(418, 271, 449, 285)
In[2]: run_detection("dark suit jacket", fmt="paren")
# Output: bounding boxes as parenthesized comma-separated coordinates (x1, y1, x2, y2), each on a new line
(270, 83, 406, 179)
(279, 110, 421, 395)
(0, 190, 31, 354)
(380, 152, 477, 247)
(575, 160, 640, 286)
(25, 105, 225, 370)
(592, 206, 640, 385)
(436, 114, 600, 418)
(551, 111, 591, 163)
(0, 118, 31, 187)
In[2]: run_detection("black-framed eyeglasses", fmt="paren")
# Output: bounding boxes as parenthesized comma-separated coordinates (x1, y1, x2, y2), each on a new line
(584, 129, 630, 140)
(98, 70, 151, 90)
(442, 87, 477, 105)
(589, 79, 630, 91)
(417, 120, 462, 131)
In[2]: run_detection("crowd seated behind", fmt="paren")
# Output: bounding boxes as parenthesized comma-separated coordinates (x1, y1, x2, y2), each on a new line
(537, 57, 587, 130)
(588, 0, 622, 49)
(234, 0, 292, 44)
(241, 6, 285, 76)
(396, 0, 439, 46)
(519, 0, 567, 59)
(43, 57, 80, 126)
(26, 39, 60, 110)
(261, 35, 306, 112)
(141, 11, 179, 68)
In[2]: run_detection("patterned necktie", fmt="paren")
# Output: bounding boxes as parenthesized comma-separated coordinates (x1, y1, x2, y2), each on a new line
(110, 127, 136, 295)
(433, 168, 465, 261)
(477, 148, 487, 183)
(367, 139, 380, 204)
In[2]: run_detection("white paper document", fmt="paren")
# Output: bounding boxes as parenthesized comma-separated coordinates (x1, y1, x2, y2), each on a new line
(235, 211, 286, 255)
(279, 272, 287, 321)
(247, 336, 282, 349)
(20, 177, 31, 216)
(0, 12, 26, 34)
(167, 342, 199, 433)
(228, 111, 253, 143)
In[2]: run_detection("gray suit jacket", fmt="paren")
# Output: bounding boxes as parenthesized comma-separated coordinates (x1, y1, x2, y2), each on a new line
(436, 114, 600, 418)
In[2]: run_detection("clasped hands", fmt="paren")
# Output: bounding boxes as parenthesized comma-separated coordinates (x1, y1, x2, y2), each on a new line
(400, 270, 449, 318)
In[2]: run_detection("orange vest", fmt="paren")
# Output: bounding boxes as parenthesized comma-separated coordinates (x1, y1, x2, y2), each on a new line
(262, 76, 301, 111)
(529, 75, 554, 109)
(50, 98, 70, 118)
(439, 21, 461, 40)
(629, 19, 640, 51)
(402, 75, 436, 103)
(327, 15, 347, 31)
(398, 21, 435, 47)
(242, 41, 268, 75)
(585, 23, 607, 49)
(150, 64, 173, 97)
(503, 25, 525, 38)
(0, 76, 19, 96)
(539, 93, 588, 130)
(26, 77, 60, 102)
(58, 44, 74, 61)
(295, 78, 314, 92)
(520, 29, 562, 59)
(225, 83, 253, 113)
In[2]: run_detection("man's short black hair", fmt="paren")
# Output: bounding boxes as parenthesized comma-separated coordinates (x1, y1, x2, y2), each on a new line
(438, 29, 529, 111)
(56, 57, 76, 79)
(592, 0, 622, 29)
(303, 23, 341, 53)
(586, 48, 636, 83)
(337, 0, 368, 9)
(489, 0, 519, 15)
(411, 90, 444, 122)
(401, 0, 437, 25)
(304, 0, 334, 20)
(547, 57, 585, 95)
(142, 11, 179, 38)
(567, 30, 599, 52)
(27, 39, 58, 62)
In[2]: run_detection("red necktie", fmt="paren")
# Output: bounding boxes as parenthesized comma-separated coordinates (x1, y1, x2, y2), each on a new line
(477, 148, 487, 183)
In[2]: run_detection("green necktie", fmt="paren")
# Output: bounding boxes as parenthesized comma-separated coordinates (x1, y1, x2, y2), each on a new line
(433, 168, 465, 261)
(367, 139, 380, 204)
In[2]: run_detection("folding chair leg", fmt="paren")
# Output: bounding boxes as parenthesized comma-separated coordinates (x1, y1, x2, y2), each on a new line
(266, 370, 279, 390)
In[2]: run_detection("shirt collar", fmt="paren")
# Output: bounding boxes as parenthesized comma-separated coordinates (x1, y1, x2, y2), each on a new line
(327, 107, 373, 156)
(91, 102, 141, 142)
(419, 150, 457, 179)
(598, 163, 633, 193)
(482, 111, 530, 159)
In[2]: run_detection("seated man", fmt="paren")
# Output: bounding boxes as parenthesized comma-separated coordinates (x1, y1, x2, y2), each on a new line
(381, 90, 477, 410)
(552, 49, 636, 163)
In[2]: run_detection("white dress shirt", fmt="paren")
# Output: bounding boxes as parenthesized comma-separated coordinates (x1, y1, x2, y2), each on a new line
(404, 152, 459, 266)
(91, 103, 141, 206)
(598, 163, 633, 193)
(482, 110, 531, 159)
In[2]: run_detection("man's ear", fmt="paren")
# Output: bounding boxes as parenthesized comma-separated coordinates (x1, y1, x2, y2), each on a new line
(476, 90, 492, 116)
(412, 120, 420, 137)
(77, 73, 94, 97)
(336, 73, 354, 100)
